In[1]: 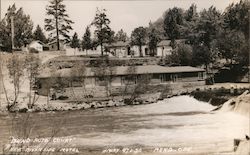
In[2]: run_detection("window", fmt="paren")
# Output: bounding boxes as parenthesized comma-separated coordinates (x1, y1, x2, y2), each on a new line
(198, 72, 204, 80)
(122, 75, 137, 85)
(95, 77, 107, 86)
(171, 74, 178, 82)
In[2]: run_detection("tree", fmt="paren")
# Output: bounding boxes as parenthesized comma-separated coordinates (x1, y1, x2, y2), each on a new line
(92, 8, 113, 56)
(163, 7, 183, 48)
(123, 65, 150, 105)
(70, 32, 80, 49)
(187, 6, 221, 71)
(196, 6, 222, 48)
(148, 27, 160, 56)
(114, 29, 128, 42)
(0, 20, 11, 51)
(223, 0, 250, 41)
(171, 43, 193, 66)
(0, 4, 33, 51)
(182, 4, 199, 40)
(217, 30, 246, 65)
(82, 26, 92, 53)
(131, 26, 147, 57)
(45, 0, 74, 50)
(91, 57, 116, 97)
(25, 53, 41, 109)
(6, 54, 25, 111)
(33, 25, 47, 43)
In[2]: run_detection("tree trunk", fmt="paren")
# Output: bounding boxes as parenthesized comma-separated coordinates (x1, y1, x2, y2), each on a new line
(139, 45, 142, 57)
(55, 1, 60, 51)
(101, 43, 103, 56)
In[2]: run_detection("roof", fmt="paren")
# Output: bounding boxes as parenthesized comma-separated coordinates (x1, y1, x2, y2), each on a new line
(157, 39, 185, 47)
(38, 65, 205, 78)
(47, 40, 65, 45)
(157, 40, 171, 46)
(29, 40, 45, 46)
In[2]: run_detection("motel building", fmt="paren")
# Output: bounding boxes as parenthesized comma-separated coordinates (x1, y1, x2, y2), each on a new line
(37, 65, 206, 97)
(36, 65, 206, 98)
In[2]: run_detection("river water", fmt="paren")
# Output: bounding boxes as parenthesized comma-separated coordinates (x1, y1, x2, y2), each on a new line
(0, 95, 249, 155)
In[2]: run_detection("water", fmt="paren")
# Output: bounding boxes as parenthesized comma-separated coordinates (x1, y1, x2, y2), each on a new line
(0, 95, 249, 154)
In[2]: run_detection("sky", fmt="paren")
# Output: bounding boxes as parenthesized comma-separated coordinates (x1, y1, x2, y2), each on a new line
(1, 0, 240, 37)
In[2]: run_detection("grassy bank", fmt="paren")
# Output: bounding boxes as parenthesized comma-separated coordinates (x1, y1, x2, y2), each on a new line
(190, 86, 249, 106)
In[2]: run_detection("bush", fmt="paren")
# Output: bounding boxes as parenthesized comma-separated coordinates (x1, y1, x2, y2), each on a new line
(29, 47, 39, 53)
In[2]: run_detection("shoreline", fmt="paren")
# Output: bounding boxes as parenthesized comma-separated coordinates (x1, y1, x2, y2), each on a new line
(0, 83, 249, 113)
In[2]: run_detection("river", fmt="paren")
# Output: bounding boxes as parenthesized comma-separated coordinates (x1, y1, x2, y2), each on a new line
(0, 95, 249, 155)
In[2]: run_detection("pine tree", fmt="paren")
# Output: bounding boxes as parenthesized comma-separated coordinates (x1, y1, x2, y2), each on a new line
(82, 26, 92, 53)
(0, 4, 33, 51)
(45, 0, 74, 50)
(131, 27, 147, 57)
(163, 7, 183, 48)
(115, 29, 128, 42)
(70, 32, 80, 49)
(33, 25, 47, 43)
(148, 27, 160, 56)
(92, 8, 113, 56)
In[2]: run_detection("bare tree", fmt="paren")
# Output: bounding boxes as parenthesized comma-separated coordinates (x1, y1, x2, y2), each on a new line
(25, 53, 41, 109)
(92, 57, 116, 97)
(69, 61, 87, 101)
(123, 65, 151, 104)
(3, 113, 65, 155)
(5, 53, 25, 111)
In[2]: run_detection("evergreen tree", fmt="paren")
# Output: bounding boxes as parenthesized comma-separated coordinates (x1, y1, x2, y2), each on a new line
(45, 0, 74, 50)
(70, 32, 80, 49)
(82, 26, 92, 53)
(115, 29, 128, 42)
(182, 4, 199, 41)
(33, 25, 47, 43)
(163, 7, 183, 48)
(190, 6, 221, 70)
(0, 4, 33, 51)
(92, 8, 113, 56)
(131, 26, 147, 57)
(223, 0, 250, 41)
(148, 27, 160, 56)
(216, 30, 246, 65)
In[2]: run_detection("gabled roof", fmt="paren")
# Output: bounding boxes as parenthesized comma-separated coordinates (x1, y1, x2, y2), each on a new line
(157, 39, 186, 47)
(29, 40, 45, 46)
(38, 65, 205, 78)
(157, 40, 171, 46)
(47, 40, 65, 45)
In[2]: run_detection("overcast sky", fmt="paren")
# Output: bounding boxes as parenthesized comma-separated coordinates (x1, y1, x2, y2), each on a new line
(1, 0, 239, 37)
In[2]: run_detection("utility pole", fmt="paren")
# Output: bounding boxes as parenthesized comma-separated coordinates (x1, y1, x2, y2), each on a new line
(0, 0, 1, 20)
(248, 10, 250, 84)
(11, 16, 14, 52)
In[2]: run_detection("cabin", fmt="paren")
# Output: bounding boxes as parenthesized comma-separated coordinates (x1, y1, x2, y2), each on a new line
(156, 39, 184, 57)
(36, 65, 206, 97)
(106, 41, 130, 57)
(47, 40, 66, 51)
(28, 40, 44, 52)
(156, 40, 172, 57)
(106, 41, 151, 57)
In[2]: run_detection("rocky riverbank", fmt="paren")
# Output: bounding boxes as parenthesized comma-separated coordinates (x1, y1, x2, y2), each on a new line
(0, 93, 162, 113)
(190, 86, 249, 106)
(1, 83, 249, 113)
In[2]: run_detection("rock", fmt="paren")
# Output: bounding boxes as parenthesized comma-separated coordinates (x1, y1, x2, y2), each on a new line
(235, 140, 250, 155)
(219, 90, 250, 117)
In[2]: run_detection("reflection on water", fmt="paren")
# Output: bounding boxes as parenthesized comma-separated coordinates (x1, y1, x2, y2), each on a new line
(0, 95, 249, 154)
